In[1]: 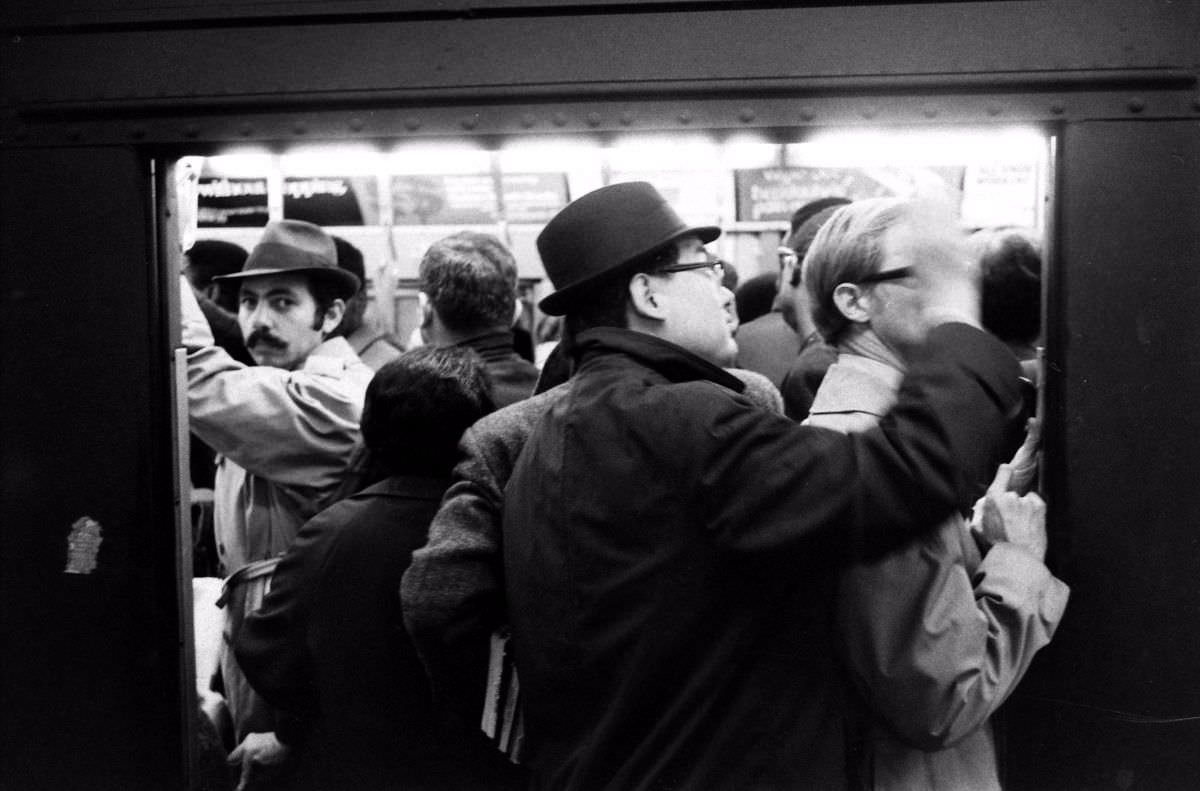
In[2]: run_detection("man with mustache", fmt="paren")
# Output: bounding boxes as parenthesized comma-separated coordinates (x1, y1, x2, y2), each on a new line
(182, 219, 374, 789)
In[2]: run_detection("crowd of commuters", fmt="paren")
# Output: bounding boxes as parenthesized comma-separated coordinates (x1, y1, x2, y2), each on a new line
(181, 180, 1065, 791)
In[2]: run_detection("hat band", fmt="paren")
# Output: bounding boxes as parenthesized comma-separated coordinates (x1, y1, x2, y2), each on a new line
(243, 242, 336, 273)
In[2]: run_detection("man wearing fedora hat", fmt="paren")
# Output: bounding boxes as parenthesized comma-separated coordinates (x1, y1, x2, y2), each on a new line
(182, 218, 374, 787)
(496, 182, 1027, 789)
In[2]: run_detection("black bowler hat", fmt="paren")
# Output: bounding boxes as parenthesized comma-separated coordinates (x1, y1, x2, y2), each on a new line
(537, 182, 721, 316)
(214, 220, 360, 300)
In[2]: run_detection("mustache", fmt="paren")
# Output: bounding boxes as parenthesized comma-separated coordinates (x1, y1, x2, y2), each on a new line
(245, 329, 287, 349)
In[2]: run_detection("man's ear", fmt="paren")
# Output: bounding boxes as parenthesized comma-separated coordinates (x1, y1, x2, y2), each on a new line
(831, 283, 872, 325)
(321, 299, 346, 335)
(511, 298, 523, 328)
(418, 291, 433, 328)
(628, 273, 668, 321)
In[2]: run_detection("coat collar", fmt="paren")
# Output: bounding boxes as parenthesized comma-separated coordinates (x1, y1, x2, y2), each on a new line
(454, 329, 521, 362)
(573, 327, 745, 393)
(807, 353, 903, 418)
(356, 474, 450, 502)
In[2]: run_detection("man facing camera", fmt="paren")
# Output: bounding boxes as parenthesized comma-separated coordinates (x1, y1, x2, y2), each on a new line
(182, 218, 373, 786)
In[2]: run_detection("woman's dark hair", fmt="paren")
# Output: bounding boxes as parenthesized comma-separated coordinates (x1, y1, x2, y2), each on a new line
(361, 346, 495, 478)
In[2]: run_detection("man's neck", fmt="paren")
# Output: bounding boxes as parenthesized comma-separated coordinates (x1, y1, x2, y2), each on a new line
(426, 316, 508, 347)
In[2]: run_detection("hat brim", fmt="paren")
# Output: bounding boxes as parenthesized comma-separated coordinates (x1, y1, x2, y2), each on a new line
(538, 224, 721, 316)
(214, 267, 361, 301)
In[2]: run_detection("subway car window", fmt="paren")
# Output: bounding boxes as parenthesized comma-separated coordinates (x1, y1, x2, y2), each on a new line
(176, 126, 1049, 358)
(172, 125, 1051, 781)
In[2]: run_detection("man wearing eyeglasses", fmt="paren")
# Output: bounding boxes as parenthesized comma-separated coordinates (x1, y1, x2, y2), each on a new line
(500, 181, 1025, 790)
(735, 198, 849, 392)
(802, 198, 1067, 791)
(774, 200, 848, 420)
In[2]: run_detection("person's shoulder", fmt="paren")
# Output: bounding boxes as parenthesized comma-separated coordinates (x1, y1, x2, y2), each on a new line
(639, 377, 758, 424)
(321, 483, 440, 544)
(473, 382, 570, 433)
(299, 337, 375, 386)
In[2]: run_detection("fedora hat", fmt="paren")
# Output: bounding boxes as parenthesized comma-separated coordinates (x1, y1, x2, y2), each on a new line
(214, 219, 360, 300)
(537, 182, 720, 316)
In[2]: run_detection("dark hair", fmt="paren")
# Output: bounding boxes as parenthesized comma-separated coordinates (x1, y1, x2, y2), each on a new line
(332, 236, 367, 337)
(419, 232, 518, 334)
(734, 272, 778, 324)
(785, 204, 847, 288)
(361, 346, 494, 477)
(185, 240, 248, 312)
(789, 197, 852, 235)
(563, 242, 680, 335)
(307, 274, 345, 335)
(974, 228, 1042, 348)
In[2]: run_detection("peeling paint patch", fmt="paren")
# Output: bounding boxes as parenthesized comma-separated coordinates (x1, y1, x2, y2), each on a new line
(64, 516, 103, 574)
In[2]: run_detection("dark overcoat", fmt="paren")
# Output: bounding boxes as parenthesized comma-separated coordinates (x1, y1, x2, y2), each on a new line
(502, 325, 1021, 791)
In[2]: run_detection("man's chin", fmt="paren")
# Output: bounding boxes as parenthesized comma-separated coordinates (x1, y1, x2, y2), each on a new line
(715, 339, 739, 369)
(249, 347, 289, 368)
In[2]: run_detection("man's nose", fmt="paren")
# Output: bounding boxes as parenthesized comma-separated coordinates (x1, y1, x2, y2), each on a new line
(246, 302, 273, 328)
(719, 285, 735, 311)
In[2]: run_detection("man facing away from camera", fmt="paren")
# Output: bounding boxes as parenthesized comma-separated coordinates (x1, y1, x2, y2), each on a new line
(417, 231, 540, 408)
(498, 181, 1025, 790)
(236, 347, 528, 791)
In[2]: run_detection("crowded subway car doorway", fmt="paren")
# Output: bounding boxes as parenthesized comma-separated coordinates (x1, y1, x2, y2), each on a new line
(167, 124, 1053, 779)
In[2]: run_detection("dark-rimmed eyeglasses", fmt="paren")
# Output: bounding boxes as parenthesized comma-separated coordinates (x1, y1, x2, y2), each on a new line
(855, 266, 915, 285)
(655, 259, 726, 281)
